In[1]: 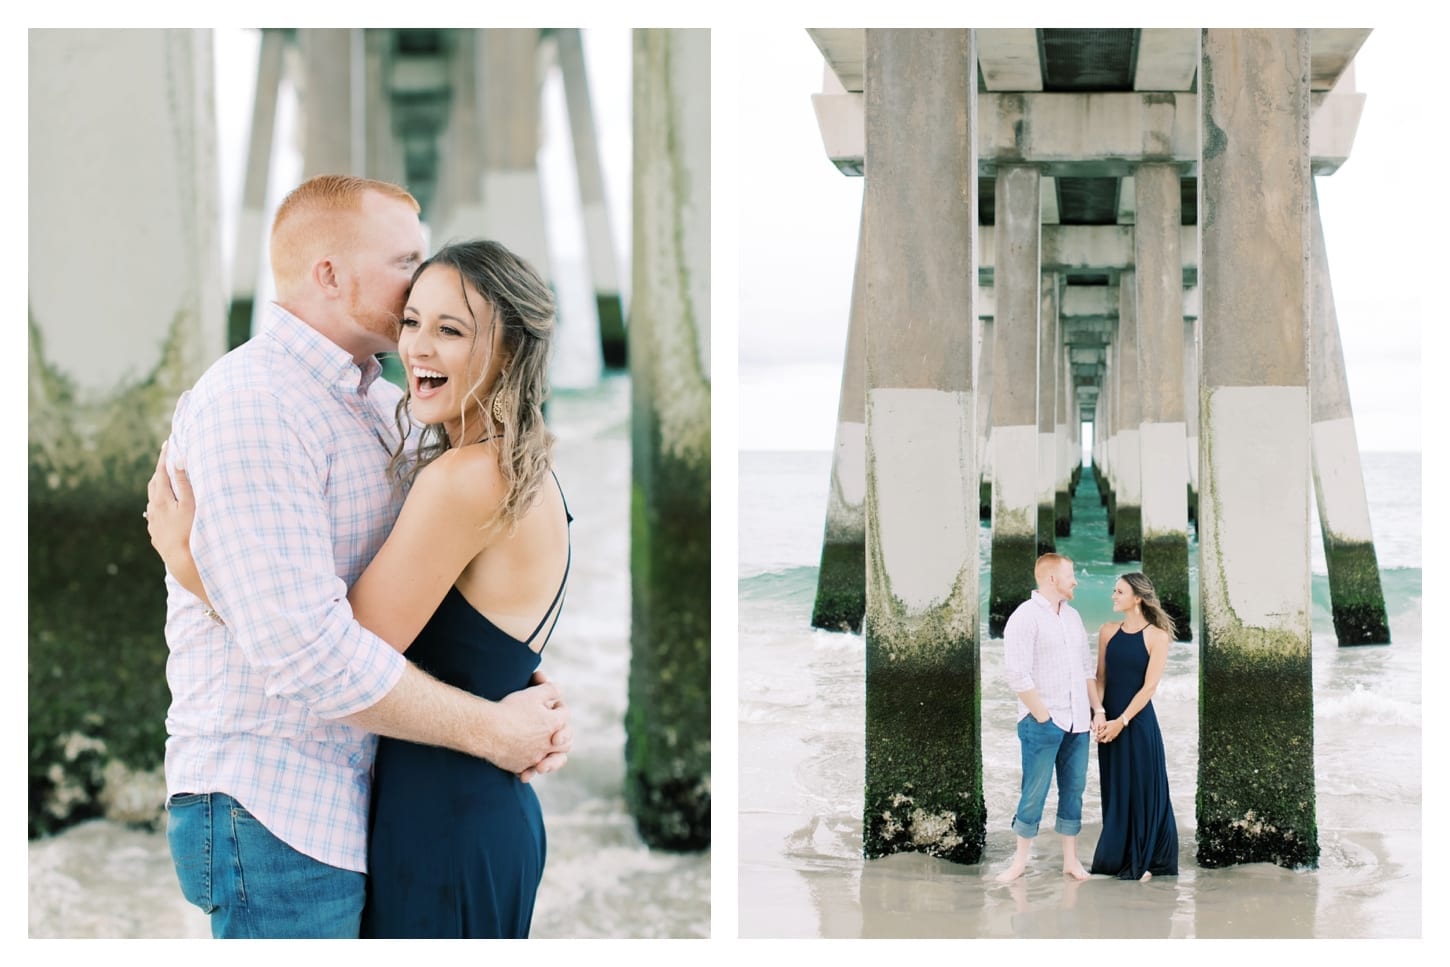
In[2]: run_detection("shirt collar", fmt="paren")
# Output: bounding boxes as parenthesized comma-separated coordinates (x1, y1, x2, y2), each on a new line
(261, 303, 384, 396)
(1030, 589, 1062, 614)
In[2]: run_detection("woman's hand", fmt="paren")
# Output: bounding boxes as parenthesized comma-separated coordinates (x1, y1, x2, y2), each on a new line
(1098, 717, 1125, 743)
(146, 442, 206, 601)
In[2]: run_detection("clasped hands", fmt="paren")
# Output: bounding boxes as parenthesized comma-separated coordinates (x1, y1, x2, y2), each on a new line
(1092, 710, 1124, 743)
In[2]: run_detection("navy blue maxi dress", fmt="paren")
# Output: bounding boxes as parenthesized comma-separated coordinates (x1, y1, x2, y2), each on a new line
(1089, 625, 1179, 880)
(361, 496, 571, 938)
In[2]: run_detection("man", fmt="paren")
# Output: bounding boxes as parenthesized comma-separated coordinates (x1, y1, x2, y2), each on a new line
(153, 175, 571, 937)
(994, 552, 1103, 882)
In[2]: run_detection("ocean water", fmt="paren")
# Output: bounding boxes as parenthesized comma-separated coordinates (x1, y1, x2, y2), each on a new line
(738, 448, 1422, 939)
(28, 375, 710, 939)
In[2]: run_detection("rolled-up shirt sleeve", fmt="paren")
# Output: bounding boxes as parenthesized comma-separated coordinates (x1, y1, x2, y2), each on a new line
(1003, 607, 1036, 693)
(181, 385, 406, 719)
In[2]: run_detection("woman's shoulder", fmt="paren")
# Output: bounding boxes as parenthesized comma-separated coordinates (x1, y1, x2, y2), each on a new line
(1144, 624, 1172, 650)
(410, 445, 507, 519)
(1097, 621, 1122, 641)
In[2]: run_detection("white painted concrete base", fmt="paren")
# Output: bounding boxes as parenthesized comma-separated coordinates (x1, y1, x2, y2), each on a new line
(480, 169, 553, 283)
(826, 420, 866, 541)
(1116, 428, 1141, 503)
(1037, 431, 1056, 506)
(991, 423, 1038, 537)
(581, 200, 620, 293)
(1201, 386, 1310, 631)
(867, 389, 975, 611)
(1140, 420, 1188, 536)
(1311, 416, 1376, 543)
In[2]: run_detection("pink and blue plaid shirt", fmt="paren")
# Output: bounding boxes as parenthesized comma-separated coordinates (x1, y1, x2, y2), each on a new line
(1003, 591, 1097, 733)
(163, 304, 409, 872)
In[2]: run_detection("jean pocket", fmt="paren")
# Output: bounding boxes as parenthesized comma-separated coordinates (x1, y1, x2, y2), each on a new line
(166, 796, 216, 914)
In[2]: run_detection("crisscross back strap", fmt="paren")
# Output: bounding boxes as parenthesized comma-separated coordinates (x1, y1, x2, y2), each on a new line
(524, 471, 572, 650)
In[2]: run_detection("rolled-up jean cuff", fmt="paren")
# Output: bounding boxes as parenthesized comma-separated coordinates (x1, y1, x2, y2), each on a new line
(1054, 817, 1083, 836)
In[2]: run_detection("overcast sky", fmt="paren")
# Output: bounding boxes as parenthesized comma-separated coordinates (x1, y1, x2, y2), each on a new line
(736, 28, 1427, 454)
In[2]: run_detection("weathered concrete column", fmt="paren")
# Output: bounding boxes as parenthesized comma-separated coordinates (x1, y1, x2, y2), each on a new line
(1113, 272, 1142, 561)
(627, 27, 711, 850)
(1102, 345, 1115, 513)
(988, 164, 1041, 636)
(478, 29, 554, 285)
(862, 28, 983, 864)
(29, 28, 225, 833)
(558, 28, 628, 369)
(1055, 341, 1072, 535)
(363, 29, 407, 190)
(1185, 316, 1200, 524)
(1135, 164, 1191, 638)
(1309, 180, 1389, 645)
(297, 29, 360, 175)
(811, 205, 868, 633)
(977, 316, 994, 519)
(228, 28, 285, 350)
(432, 30, 486, 243)
(1036, 273, 1058, 555)
(1197, 28, 1318, 870)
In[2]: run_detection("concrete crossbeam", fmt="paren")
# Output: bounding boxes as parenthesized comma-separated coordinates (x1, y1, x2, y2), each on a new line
(1135, 28, 1198, 90)
(812, 90, 1361, 176)
(979, 224, 1197, 283)
(978, 28, 1043, 90)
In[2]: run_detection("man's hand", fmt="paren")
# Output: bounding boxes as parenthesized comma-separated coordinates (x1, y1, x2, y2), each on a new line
(517, 670, 571, 783)
(487, 670, 571, 778)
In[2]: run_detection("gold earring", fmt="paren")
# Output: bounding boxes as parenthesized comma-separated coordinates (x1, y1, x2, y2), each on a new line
(492, 388, 511, 424)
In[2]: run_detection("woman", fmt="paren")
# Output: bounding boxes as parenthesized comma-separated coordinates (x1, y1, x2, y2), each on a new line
(1089, 572, 1179, 881)
(147, 239, 571, 937)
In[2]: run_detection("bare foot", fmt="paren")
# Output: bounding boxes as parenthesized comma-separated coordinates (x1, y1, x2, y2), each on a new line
(1063, 862, 1090, 881)
(1139, 871, 1152, 882)
(995, 861, 1028, 883)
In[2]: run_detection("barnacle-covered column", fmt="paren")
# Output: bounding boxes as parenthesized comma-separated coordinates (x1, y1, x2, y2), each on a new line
(29, 28, 224, 833)
(1197, 27, 1318, 869)
(626, 28, 711, 850)
(862, 28, 984, 864)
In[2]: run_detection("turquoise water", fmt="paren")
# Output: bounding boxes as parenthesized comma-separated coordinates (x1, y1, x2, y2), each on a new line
(739, 449, 1421, 939)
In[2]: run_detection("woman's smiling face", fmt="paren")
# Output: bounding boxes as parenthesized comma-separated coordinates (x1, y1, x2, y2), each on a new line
(399, 263, 507, 445)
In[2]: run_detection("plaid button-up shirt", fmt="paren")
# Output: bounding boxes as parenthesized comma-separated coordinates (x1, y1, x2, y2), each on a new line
(162, 304, 409, 872)
(1003, 590, 1096, 733)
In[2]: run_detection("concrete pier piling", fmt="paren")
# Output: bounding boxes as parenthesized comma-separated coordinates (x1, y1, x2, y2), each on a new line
(1112, 272, 1142, 562)
(1135, 164, 1192, 638)
(29, 28, 226, 831)
(988, 163, 1042, 636)
(861, 28, 984, 864)
(298, 30, 360, 175)
(558, 28, 629, 369)
(228, 28, 285, 350)
(1309, 181, 1390, 646)
(1185, 316, 1200, 524)
(1055, 340, 1073, 536)
(1196, 28, 1318, 870)
(978, 317, 994, 520)
(811, 206, 869, 633)
(627, 28, 711, 851)
(478, 30, 554, 289)
(1036, 273, 1059, 556)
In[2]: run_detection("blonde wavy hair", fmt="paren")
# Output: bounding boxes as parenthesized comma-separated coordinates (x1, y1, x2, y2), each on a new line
(389, 240, 557, 534)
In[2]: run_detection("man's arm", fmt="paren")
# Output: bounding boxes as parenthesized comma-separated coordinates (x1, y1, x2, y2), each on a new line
(1002, 609, 1050, 722)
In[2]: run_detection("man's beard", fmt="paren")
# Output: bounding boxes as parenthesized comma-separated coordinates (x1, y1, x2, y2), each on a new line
(348, 281, 402, 347)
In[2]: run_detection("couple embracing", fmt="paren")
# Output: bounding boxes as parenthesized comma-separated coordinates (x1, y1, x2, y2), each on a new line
(994, 553, 1180, 883)
(145, 174, 573, 938)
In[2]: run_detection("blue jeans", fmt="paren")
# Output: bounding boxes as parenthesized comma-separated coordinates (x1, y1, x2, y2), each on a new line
(1011, 716, 1089, 838)
(166, 792, 365, 938)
